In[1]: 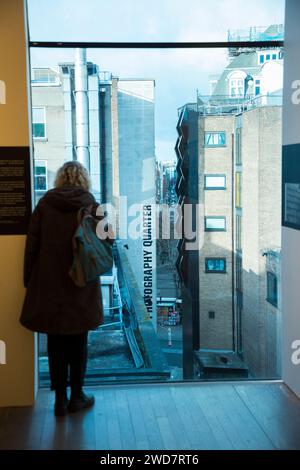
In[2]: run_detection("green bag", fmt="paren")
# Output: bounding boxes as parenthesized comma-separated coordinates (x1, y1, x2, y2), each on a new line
(69, 207, 113, 287)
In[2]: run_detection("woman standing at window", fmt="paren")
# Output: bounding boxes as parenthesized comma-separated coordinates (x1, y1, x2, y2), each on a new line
(20, 161, 112, 417)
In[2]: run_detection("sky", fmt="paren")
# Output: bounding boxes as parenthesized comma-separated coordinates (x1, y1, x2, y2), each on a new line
(27, 0, 285, 161)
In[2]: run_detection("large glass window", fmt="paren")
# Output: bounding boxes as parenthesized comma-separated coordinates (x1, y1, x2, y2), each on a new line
(27, 0, 285, 384)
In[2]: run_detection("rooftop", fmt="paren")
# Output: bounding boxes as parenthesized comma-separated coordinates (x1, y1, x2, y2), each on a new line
(227, 24, 284, 43)
(178, 93, 282, 118)
(197, 93, 282, 116)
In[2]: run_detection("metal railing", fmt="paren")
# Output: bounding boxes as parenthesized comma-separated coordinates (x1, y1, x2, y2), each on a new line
(197, 94, 282, 116)
(178, 94, 282, 119)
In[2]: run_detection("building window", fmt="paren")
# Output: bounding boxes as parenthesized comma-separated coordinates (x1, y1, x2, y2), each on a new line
(255, 79, 261, 96)
(235, 172, 242, 208)
(34, 160, 47, 191)
(205, 131, 226, 147)
(205, 216, 226, 231)
(258, 51, 281, 65)
(32, 107, 46, 139)
(204, 175, 226, 190)
(267, 272, 278, 307)
(205, 258, 226, 273)
(229, 77, 244, 97)
(235, 127, 242, 164)
(32, 68, 59, 85)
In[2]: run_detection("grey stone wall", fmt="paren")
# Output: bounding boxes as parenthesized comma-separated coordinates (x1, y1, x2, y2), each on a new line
(241, 106, 282, 377)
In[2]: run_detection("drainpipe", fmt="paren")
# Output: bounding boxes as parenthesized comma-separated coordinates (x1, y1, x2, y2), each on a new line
(74, 48, 90, 170)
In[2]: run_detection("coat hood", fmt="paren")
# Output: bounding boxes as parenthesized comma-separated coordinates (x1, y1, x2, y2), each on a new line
(42, 186, 95, 212)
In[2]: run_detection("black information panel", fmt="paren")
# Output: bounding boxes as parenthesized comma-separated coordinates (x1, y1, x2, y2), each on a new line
(0, 147, 32, 235)
(282, 143, 300, 230)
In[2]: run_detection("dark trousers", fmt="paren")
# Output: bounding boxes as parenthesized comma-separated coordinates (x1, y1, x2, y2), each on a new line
(47, 333, 88, 396)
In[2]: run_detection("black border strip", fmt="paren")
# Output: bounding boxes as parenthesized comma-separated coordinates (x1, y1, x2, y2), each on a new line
(29, 40, 284, 49)
(0, 449, 294, 465)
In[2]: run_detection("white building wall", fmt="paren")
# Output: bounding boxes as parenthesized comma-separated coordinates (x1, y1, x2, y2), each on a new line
(242, 106, 282, 377)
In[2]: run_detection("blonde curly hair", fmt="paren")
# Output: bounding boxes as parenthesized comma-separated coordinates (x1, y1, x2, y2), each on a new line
(54, 161, 91, 190)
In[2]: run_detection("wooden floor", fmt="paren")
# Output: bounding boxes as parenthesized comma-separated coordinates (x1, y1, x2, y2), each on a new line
(1, 382, 300, 450)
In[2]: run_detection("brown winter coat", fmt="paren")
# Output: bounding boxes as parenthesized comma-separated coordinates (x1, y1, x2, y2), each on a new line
(20, 186, 107, 335)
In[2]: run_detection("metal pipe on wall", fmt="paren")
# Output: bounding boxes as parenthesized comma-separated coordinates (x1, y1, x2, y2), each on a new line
(74, 48, 90, 170)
